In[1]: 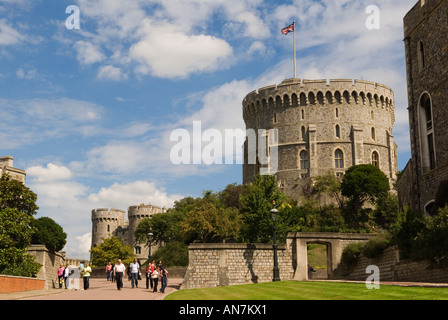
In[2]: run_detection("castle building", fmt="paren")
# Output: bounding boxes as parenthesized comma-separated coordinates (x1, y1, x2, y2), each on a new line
(0, 156, 26, 184)
(242, 78, 398, 202)
(91, 203, 166, 261)
(397, 0, 448, 214)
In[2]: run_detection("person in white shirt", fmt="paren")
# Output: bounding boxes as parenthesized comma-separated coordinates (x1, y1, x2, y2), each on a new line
(114, 259, 126, 290)
(129, 258, 140, 288)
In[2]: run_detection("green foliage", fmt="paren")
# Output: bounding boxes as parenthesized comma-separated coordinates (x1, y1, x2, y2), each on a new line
(341, 242, 365, 266)
(372, 193, 400, 230)
(31, 217, 67, 252)
(362, 232, 392, 259)
(151, 241, 189, 267)
(341, 164, 390, 227)
(0, 175, 39, 216)
(239, 174, 292, 243)
(90, 236, 134, 267)
(414, 206, 448, 264)
(0, 176, 41, 277)
(390, 206, 425, 259)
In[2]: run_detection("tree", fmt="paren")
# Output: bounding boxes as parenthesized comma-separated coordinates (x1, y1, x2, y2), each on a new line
(240, 174, 292, 243)
(90, 237, 134, 267)
(31, 217, 67, 252)
(341, 164, 390, 226)
(0, 175, 41, 277)
(313, 170, 344, 209)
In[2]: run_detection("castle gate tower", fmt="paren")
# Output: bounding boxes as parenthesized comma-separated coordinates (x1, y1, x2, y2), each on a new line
(127, 203, 162, 260)
(91, 208, 126, 249)
(242, 78, 398, 202)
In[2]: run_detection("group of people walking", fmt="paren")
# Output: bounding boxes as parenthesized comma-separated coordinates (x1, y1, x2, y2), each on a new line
(106, 258, 169, 293)
(57, 261, 92, 290)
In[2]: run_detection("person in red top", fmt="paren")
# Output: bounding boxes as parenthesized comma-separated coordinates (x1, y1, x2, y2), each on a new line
(106, 262, 113, 281)
(146, 260, 155, 290)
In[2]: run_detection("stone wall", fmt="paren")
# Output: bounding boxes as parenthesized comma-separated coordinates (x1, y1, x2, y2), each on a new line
(347, 245, 448, 283)
(27, 245, 68, 289)
(181, 243, 293, 289)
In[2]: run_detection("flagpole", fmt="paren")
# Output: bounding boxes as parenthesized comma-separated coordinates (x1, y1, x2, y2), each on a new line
(293, 21, 296, 79)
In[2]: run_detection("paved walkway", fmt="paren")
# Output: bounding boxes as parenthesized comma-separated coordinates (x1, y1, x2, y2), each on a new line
(0, 277, 184, 300)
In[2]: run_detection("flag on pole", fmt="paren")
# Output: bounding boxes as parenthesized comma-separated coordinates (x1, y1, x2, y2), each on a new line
(281, 23, 295, 35)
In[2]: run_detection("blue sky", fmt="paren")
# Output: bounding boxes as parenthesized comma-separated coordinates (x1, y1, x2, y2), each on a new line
(0, 0, 417, 259)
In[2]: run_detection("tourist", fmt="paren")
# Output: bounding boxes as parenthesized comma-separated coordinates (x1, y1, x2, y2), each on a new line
(81, 262, 92, 290)
(57, 264, 65, 289)
(63, 263, 70, 289)
(130, 258, 140, 288)
(114, 259, 126, 290)
(145, 262, 153, 289)
(160, 265, 168, 294)
(151, 267, 159, 293)
(106, 261, 113, 281)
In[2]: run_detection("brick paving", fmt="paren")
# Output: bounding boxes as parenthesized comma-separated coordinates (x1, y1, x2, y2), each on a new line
(0, 277, 184, 300)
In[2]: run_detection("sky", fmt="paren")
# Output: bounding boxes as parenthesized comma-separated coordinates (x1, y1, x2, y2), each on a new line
(0, 0, 417, 259)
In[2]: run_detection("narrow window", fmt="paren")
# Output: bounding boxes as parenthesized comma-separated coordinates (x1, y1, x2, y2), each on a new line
(335, 108, 339, 118)
(372, 151, 379, 167)
(107, 225, 110, 232)
(335, 125, 340, 139)
(301, 109, 305, 120)
(417, 41, 425, 71)
(371, 127, 376, 141)
(300, 150, 309, 169)
(335, 149, 344, 169)
(419, 93, 436, 171)
(301, 126, 306, 140)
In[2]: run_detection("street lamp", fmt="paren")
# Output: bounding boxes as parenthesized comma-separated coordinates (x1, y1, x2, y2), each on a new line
(270, 205, 281, 282)
(147, 232, 153, 265)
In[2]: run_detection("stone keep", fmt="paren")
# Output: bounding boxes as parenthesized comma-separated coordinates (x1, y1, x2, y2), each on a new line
(0, 156, 26, 184)
(242, 78, 398, 202)
(91, 203, 165, 261)
(398, 0, 448, 214)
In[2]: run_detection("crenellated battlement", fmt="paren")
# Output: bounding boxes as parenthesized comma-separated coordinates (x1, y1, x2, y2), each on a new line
(91, 208, 126, 222)
(242, 78, 395, 124)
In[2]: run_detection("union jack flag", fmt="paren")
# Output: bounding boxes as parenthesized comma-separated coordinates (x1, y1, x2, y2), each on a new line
(281, 23, 294, 35)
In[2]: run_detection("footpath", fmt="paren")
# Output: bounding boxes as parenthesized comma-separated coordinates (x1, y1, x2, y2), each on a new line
(0, 277, 184, 300)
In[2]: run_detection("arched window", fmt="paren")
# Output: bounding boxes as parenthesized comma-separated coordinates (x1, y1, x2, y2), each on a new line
(372, 151, 379, 167)
(335, 125, 341, 138)
(334, 149, 344, 169)
(419, 93, 436, 171)
(301, 126, 306, 140)
(300, 150, 309, 169)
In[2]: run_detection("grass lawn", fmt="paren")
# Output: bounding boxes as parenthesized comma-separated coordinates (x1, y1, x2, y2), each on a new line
(165, 281, 448, 300)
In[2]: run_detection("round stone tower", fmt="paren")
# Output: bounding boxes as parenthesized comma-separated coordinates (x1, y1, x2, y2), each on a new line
(127, 203, 162, 259)
(242, 78, 398, 202)
(91, 208, 126, 249)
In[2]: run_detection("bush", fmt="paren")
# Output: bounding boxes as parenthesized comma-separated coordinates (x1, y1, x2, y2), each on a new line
(362, 232, 392, 259)
(341, 242, 364, 267)
(151, 241, 189, 267)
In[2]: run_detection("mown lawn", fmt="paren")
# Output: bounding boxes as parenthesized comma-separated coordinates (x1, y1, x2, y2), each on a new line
(165, 281, 448, 300)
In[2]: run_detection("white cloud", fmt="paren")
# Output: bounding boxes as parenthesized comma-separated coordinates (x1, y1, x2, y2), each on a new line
(0, 19, 23, 45)
(130, 20, 233, 79)
(27, 163, 73, 182)
(74, 40, 105, 65)
(97, 65, 127, 81)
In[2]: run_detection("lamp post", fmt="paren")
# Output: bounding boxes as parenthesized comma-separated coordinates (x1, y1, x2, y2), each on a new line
(147, 232, 153, 265)
(271, 205, 281, 282)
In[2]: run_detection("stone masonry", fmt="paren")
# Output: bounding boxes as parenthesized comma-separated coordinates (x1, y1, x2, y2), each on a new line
(242, 79, 398, 203)
(398, 0, 448, 214)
